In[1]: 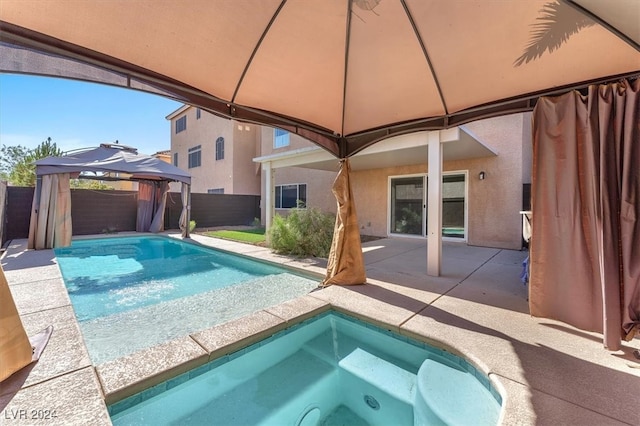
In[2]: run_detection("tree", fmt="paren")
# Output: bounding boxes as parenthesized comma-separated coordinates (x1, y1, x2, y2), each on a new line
(3, 137, 63, 186)
(0, 144, 29, 182)
(69, 179, 113, 190)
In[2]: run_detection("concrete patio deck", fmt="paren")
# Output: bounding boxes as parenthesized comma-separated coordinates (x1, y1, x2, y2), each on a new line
(1, 234, 638, 425)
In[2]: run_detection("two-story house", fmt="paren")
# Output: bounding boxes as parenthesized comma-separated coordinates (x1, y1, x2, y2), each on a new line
(169, 105, 531, 250)
(167, 105, 262, 195)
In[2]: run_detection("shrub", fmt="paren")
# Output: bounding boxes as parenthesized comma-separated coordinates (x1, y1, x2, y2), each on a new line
(268, 208, 335, 258)
(189, 220, 197, 232)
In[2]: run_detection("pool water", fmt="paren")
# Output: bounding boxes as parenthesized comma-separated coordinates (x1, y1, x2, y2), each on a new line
(109, 312, 502, 425)
(55, 236, 318, 364)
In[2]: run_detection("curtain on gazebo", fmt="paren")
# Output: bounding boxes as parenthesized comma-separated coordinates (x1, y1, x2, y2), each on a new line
(27, 173, 72, 250)
(136, 180, 170, 233)
(322, 158, 366, 286)
(530, 78, 639, 350)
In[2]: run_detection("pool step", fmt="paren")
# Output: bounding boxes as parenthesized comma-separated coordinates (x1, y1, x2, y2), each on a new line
(415, 359, 500, 426)
(338, 348, 416, 405)
(337, 348, 416, 426)
(301, 328, 422, 373)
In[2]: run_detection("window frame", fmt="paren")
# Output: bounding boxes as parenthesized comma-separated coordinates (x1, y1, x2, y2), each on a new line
(173, 152, 178, 167)
(187, 145, 202, 169)
(175, 115, 187, 134)
(275, 183, 307, 209)
(273, 128, 290, 149)
(216, 137, 224, 160)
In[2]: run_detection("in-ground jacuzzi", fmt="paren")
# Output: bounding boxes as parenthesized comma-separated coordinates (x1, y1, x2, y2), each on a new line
(109, 312, 502, 425)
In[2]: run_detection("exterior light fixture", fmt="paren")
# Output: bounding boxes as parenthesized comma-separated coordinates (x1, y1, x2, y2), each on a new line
(479, 171, 486, 180)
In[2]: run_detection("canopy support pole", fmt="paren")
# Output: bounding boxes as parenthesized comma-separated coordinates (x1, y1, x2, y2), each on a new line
(427, 131, 443, 276)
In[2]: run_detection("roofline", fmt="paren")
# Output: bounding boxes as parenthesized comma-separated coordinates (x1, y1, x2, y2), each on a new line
(253, 146, 322, 163)
(165, 104, 191, 120)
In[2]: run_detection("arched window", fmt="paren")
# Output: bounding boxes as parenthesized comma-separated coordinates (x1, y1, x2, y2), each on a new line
(216, 137, 224, 160)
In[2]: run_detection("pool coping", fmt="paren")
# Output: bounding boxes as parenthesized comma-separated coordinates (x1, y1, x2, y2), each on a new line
(2, 233, 638, 425)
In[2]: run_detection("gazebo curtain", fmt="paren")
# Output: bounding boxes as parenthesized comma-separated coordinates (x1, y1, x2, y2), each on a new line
(530, 78, 639, 350)
(178, 182, 191, 238)
(136, 180, 169, 233)
(322, 159, 366, 286)
(27, 173, 72, 249)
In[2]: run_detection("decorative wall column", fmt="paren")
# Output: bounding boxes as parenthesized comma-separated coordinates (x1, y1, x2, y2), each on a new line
(264, 161, 275, 230)
(427, 131, 443, 276)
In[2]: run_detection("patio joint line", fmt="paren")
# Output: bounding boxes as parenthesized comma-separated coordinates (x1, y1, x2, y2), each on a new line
(5, 276, 64, 287)
(19, 304, 74, 320)
(8, 365, 92, 395)
(399, 250, 503, 328)
(187, 334, 210, 356)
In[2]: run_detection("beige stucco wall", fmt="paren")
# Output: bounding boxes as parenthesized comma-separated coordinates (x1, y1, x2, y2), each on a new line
(456, 112, 530, 249)
(169, 107, 260, 195)
(351, 164, 425, 238)
(231, 123, 261, 195)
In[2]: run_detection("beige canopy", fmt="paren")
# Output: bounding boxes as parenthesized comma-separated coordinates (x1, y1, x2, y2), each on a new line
(0, 0, 637, 158)
(1, 1, 638, 347)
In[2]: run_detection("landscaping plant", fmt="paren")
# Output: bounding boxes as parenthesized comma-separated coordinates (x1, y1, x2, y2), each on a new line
(268, 207, 334, 258)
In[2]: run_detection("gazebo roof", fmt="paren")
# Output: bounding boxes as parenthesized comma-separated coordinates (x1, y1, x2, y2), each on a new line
(35, 144, 191, 185)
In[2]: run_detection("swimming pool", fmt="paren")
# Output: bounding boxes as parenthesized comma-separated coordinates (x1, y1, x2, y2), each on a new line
(55, 236, 319, 364)
(109, 311, 502, 425)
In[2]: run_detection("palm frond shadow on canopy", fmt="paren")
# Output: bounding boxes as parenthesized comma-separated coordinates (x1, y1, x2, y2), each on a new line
(515, 1, 595, 67)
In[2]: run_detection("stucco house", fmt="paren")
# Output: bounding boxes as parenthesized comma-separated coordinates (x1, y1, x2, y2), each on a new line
(255, 113, 532, 250)
(167, 105, 262, 195)
(168, 105, 531, 250)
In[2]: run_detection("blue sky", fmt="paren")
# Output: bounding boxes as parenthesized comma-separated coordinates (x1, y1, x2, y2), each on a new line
(0, 74, 183, 155)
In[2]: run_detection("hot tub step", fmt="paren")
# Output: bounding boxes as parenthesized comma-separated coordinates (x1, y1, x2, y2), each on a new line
(338, 347, 416, 405)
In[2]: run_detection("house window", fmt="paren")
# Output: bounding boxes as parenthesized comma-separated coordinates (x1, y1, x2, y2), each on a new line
(176, 116, 187, 133)
(275, 183, 307, 209)
(173, 152, 178, 166)
(196, 108, 201, 119)
(188, 145, 201, 168)
(274, 128, 290, 148)
(216, 137, 224, 160)
(207, 188, 224, 194)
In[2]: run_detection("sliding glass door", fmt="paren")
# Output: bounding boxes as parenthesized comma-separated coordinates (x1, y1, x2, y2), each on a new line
(389, 173, 466, 239)
(390, 176, 424, 235)
(442, 174, 466, 239)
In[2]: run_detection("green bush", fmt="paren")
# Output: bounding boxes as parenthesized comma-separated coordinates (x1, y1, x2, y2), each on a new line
(189, 220, 197, 232)
(268, 208, 335, 258)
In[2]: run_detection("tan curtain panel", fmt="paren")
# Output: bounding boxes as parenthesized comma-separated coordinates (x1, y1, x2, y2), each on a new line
(27, 173, 72, 250)
(530, 78, 639, 350)
(149, 181, 170, 233)
(322, 158, 366, 286)
(138, 181, 173, 233)
(0, 266, 33, 382)
(179, 183, 191, 238)
(136, 181, 155, 232)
